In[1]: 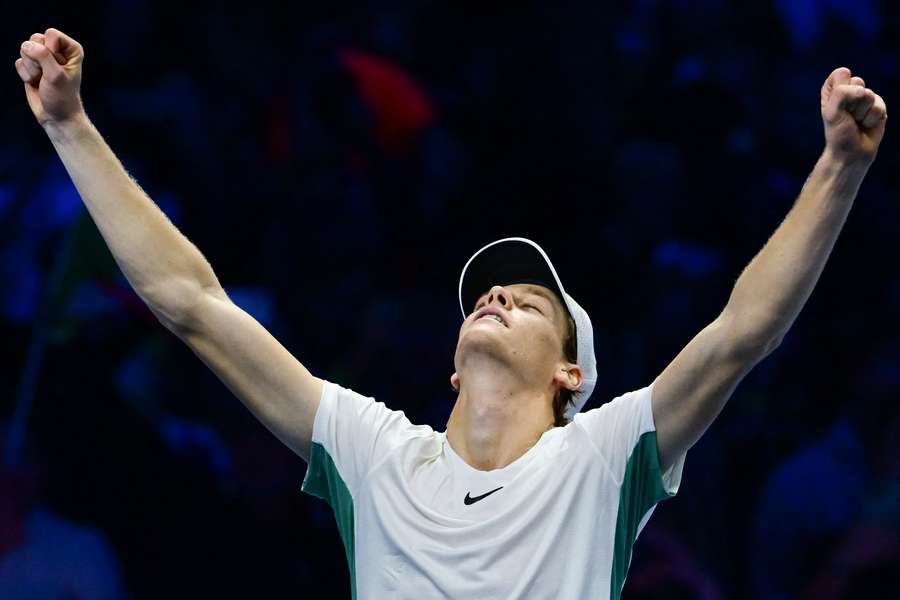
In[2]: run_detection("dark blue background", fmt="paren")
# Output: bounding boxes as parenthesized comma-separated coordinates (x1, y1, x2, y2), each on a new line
(3, 1, 899, 597)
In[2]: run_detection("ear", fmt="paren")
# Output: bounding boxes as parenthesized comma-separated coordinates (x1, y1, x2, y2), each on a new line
(450, 372, 460, 392)
(553, 363, 582, 392)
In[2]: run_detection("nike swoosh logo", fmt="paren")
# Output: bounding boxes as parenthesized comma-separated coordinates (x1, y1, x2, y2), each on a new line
(464, 486, 504, 505)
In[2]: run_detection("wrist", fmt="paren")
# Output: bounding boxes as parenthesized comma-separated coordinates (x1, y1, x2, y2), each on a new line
(821, 145, 874, 176)
(43, 111, 91, 144)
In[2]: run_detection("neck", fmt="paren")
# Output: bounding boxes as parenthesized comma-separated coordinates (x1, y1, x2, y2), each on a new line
(446, 368, 555, 472)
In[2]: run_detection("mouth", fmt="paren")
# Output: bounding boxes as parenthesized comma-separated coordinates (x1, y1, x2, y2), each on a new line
(478, 315, 505, 325)
(473, 307, 508, 327)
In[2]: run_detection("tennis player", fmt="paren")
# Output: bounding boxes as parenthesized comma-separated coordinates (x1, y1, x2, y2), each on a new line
(16, 27, 886, 599)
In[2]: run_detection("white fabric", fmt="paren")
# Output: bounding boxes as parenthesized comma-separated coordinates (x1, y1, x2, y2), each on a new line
(302, 378, 686, 599)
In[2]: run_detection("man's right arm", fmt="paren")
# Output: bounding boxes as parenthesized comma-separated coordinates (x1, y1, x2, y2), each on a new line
(17, 28, 323, 461)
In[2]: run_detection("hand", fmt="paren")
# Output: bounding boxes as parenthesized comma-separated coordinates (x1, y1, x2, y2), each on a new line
(14, 28, 86, 127)
(821, 67, 887, 166)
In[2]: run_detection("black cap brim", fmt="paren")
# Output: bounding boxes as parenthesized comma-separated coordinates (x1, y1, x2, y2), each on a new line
(459, 238, 568, 317)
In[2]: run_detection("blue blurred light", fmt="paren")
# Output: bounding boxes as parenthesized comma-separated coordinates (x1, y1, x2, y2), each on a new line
(652, 239, 724, 279)
(0, 185, 14, 219)
(615, 29, 649, 56)
(777, 0, 819, 50)
(727, 127, 756, 154)
(154, 191, 184, 227)
(766, 169, 798, 197)
(63, 281, 124, 319)
(673, 55, 708, 85)
(0, 251, 41, 324)
(114, 344, 159, 408)
(828, 0, 880, 39)
(20, 173, 83, 235)
(224, 286, 277, 329)
(777, 0, 880, 50)
(158, 415, 233, 477)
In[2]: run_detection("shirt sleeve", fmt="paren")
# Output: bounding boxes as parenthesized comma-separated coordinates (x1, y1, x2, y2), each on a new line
(572, 377, 685, 501)
(301, 380, 425, 502)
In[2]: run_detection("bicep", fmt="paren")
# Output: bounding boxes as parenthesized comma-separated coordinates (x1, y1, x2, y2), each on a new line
(652, 311, 771, 471)
(174, 288, 323, 461)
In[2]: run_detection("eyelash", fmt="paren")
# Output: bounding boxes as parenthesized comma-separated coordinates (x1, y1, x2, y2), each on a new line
(474, 300, 541, 313)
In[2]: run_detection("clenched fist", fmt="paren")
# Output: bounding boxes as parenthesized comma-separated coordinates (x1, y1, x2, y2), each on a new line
(821, 67, 887, 166)
(14, 28, 85, 127)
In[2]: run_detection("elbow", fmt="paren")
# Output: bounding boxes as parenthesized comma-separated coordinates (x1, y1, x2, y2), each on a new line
(755, 333, 784, 358)
(720, 309, 786, 361)
(139, 278, 224, 334)
(724, 332, 782, 368)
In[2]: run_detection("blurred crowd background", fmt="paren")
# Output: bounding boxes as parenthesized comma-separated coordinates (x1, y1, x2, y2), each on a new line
(3, 1, 900, 598)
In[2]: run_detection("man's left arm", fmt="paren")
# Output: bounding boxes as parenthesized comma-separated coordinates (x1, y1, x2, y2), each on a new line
(652, 66, 888, 472)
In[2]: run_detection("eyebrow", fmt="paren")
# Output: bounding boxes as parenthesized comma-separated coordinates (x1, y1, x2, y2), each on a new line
(519, 286, 561, 320)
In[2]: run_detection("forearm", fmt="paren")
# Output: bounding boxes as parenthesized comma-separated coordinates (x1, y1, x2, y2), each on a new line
(44, 113, 223, 325)
(724, 149, 869, 348)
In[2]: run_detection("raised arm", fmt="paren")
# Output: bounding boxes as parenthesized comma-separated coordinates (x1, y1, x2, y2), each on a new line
(15, 28, 323, 461)
(651, 67, 887, 471)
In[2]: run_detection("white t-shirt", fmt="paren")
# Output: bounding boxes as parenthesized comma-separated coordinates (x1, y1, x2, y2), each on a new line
(301, 379, 686, 600)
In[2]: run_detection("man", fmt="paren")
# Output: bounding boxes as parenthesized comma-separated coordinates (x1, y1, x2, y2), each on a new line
(16, 27, 887, 599)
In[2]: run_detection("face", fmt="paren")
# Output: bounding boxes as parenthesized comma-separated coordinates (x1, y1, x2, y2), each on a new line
(452, 283, 576, 392)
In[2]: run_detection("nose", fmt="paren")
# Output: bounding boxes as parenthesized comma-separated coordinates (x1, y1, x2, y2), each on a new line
(485, 285, 512, 309)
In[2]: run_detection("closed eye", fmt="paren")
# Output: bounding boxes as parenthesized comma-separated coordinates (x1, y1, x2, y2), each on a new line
(522, 303, 542, 314)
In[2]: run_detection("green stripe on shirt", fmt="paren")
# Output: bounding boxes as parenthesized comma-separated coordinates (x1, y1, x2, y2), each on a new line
(610, 431, 677, 600)
(302, 442, 357, 600)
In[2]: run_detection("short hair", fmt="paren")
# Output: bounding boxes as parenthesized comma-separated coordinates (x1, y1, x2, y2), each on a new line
(551, 312, 578, 427)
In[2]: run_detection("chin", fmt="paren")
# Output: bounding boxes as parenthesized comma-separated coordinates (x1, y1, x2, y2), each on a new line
(456, 327, 510, 365)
